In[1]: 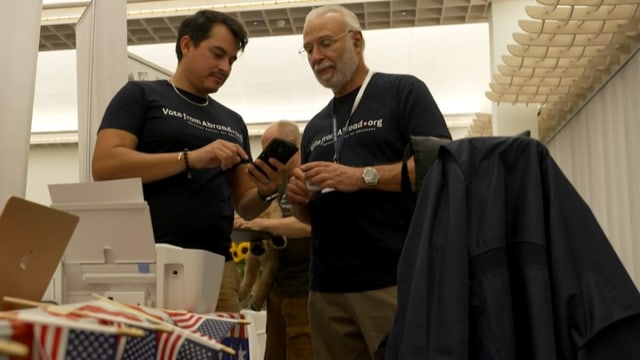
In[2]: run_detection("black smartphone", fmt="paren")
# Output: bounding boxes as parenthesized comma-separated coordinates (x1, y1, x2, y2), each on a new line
(254, 138, 298, 174)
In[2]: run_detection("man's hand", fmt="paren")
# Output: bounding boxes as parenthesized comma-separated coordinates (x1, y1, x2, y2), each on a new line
(190, 139, 249, 170)
(247, 157, 287, 199)
(301, 161, 362, 193)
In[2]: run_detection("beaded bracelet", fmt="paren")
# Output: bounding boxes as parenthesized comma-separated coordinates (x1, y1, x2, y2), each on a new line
(178, 148, 192, 179)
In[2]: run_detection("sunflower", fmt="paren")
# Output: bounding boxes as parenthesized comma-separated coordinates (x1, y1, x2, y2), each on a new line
(236, 242, 250, 263)
(230, 242, 239, 262)
(230, 241, 250, 277)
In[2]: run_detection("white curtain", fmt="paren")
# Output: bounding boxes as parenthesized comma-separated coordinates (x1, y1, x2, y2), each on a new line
(547, 50, 640, 288)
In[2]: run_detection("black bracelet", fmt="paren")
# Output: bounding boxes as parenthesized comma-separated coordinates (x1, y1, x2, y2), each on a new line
(181, 148, 192, 179)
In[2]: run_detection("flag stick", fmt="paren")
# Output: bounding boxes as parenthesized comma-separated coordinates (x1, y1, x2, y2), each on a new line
(3, 296, 169, 333)
(0, 311, 144, 337)
(166, 308, 251, 325)
(0, 338, 29, 357)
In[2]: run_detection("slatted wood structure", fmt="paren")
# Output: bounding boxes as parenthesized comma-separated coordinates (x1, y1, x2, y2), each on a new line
(486, 0, 640, 142)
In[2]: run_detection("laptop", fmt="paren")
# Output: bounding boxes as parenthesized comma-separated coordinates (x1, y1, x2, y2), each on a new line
(0, 196, 79, 310)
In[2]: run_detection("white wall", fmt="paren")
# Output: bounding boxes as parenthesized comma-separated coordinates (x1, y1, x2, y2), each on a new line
(26, 144, 79, 205)
(32, 23, 492, 132)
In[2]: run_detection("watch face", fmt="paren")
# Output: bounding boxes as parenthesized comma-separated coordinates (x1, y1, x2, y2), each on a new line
(363, 167, 378, 185)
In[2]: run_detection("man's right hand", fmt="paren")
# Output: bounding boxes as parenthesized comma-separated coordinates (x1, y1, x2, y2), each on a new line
(191, 139, 249, 170)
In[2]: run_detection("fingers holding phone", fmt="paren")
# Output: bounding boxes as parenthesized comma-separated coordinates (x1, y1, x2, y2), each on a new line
(250, 138, 298, 185)
(256, 138, 298, 173)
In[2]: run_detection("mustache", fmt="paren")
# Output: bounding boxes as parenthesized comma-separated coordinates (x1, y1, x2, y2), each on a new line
(210, 70, 228, 80)
(313, 61, 334, 73)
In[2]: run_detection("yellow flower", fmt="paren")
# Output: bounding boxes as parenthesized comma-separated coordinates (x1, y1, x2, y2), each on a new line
(235, 242, 250, 263)
(230, 242, 239, 263)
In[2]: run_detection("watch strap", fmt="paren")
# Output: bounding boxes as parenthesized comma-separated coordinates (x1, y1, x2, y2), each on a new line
(259, 190, 279, 202)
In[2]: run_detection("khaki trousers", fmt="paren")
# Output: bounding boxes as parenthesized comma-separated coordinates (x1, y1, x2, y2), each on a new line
(308, 286, 397, 360)
(215, 260, 241, 312)
(265, 293, 314, 360)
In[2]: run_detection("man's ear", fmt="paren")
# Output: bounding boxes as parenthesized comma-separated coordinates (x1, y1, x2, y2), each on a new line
(352, 31, 364, 50)
(179, 35, 193, 54)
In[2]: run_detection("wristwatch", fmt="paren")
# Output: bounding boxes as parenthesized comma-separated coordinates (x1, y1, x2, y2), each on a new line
(361, 167, 379, 186)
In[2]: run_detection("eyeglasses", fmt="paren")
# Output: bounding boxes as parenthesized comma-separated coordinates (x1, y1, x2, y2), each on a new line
(299, 30, 353, 55)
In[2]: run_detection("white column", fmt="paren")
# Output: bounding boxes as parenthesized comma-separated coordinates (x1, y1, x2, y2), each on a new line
(76, 0, 128, 182)
(0, 1, 42, 206)
(489, 0, 539, 138)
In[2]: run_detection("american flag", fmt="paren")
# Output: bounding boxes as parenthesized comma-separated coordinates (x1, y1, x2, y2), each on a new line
(111, 304, 243, 360)
(0, 302, 251, 360)
(0, 318, 33, 359)
(119, 328, 157, 360)
(6, 306, 123, 360)
(76, 304, 152, 325)
(75, 303, 226, 360)
(156, 330, 220, 360)
(55, 303, 159, 359)
(213, 313, 250, 360)
(165, 311, 235, 341)
(33, 324, 118, 360)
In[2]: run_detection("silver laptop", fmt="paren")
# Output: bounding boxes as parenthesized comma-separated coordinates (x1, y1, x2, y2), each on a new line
(0, 197, 79, 310)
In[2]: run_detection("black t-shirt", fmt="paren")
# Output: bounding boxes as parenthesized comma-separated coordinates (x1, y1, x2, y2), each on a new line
(301, 72, 451, 292)
(98, 80, 252, 259)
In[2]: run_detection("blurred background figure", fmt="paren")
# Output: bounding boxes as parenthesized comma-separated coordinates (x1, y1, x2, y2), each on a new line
(234, 120, 314, 360)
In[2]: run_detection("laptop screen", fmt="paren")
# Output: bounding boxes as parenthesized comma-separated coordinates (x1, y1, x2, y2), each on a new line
(0, 197, 78, 310)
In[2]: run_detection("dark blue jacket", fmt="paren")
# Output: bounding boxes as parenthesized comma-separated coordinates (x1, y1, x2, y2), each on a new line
(386, 136, 640, 359)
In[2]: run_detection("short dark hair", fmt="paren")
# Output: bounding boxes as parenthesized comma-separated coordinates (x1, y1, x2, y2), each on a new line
(175, 10, 248, 61)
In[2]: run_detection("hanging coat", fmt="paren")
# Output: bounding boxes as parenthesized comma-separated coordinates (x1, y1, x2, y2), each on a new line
(386, 136, 640, 360)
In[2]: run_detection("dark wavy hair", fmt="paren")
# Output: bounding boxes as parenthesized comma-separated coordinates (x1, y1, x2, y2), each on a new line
(175, 10, 248, 61)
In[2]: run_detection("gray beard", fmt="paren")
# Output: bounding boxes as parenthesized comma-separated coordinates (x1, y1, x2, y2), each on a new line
(319, 51, 359, 93)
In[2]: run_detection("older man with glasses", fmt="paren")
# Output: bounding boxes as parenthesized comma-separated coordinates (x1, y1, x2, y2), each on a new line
(286, 4, 452, 360)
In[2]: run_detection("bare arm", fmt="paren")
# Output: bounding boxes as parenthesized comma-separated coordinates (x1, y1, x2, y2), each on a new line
(247, 245, 278, 311)
(301, 158, 416, 193)
(92, 129, 187, 183)
(238, 251, 262, 303)
(92, 128, 252, 183)
(235, 215, 311, 239)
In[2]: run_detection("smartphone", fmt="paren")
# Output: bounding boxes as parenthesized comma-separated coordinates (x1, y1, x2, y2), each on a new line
(254, 138, 298, 174)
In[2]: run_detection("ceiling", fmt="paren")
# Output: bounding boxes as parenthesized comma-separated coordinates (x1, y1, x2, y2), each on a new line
(40, 0, 492, 52)
(41, 0, 640, 142)
(485, 0, 640, 142)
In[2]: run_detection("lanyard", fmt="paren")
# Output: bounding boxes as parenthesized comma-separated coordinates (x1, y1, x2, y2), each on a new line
(332, 71, 374, 163)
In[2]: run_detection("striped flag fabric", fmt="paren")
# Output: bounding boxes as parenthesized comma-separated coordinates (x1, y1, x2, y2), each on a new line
(165, 310, 235, 341)
(157, 330, 219, 360)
